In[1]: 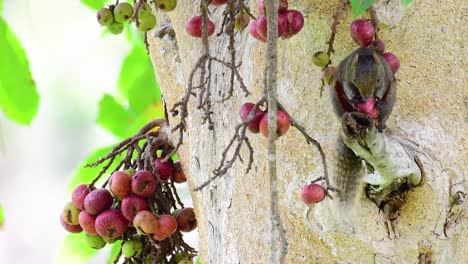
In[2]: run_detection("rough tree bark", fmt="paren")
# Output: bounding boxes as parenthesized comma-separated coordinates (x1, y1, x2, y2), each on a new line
(147, 0, 467, 263)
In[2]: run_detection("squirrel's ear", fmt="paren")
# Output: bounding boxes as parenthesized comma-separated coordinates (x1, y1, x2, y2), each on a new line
(351, 54, 359, 65)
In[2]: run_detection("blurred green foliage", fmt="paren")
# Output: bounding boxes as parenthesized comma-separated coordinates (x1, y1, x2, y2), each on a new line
(108, 241, 123, 264)
(350, 0, 412, 16)
(59, 233, 98, 264)
(0, 203, 4, 230)
(80, 0, 108, 10)
(0, 17, 39, 125)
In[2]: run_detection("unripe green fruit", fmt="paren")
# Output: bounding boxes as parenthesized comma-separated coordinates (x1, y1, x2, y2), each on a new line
(235, 12, 250, 31)
(103, 236, 118, 244)
(155, 0, 177, 12)
(97, 8, 114, 26)
(312, 51, 330, 67)
(135, 2, 153, 18)
(113, 2, 134, 23)
(63, 202, 81, 225)
(108, 21, 124, 35)
(122, 238, 143, 258)
(322, 66, 336, 85)
(137, 14, 157, 32)
(85, 234, 106, 249)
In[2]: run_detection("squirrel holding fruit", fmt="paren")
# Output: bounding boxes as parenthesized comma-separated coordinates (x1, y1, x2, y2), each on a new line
(330, 47, 396, 203)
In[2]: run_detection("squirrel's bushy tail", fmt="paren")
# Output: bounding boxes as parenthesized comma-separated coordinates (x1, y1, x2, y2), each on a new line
(334, 136, 364, 205)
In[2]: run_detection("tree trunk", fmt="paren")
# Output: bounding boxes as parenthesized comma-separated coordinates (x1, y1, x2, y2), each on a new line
(147, 1, 467, 263)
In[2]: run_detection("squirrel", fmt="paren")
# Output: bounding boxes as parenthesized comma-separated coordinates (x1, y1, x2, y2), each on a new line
(329, 47, 396, 204)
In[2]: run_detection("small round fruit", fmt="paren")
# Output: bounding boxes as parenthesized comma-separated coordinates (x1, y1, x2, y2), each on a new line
(72, 184, 95, 210)
(156, 214, 177, 236)
(95, 209, 128, 239)
(155, 0, 177, 12)
(322, 66, 336, 85)
(97, 8, 113, 26)
(137, 13, 157, 32)
(382, 52, 400, 74)
(131, 170, 157, 197)
(257, 0, 288, 14)
(350, 19, 375, 47)
(239, 103, 265, 134)
(235, 12, 250, 31)
(301, 184, 326, 204)
(133, 211, 158, 235)
(212, 0, 228, 5)
(152, 232, 168, 241)
(249, 19, 266, 42)
(108, 21, 124, 35)
(60, 213, 83, 233)
(185, 16, 215, 38)
(103, 236, 118, 244)
(259, 111, 291, 138)
(84, 188, 113, 215)
(79, 211, 97, 235)
(281, 10, 304, 38)
(135, 2, 153, 17)
(63, 202, 81, 225)
(312, 51, 330, 67)
(171, 162, 187, 183)
(256, 15, 287, 40)
(154, 158, 173, 181)
(121, 195, 149, 222)
(85, 234, 106, 249)
(109, 171, 132, 199)
(122, 238, 143, 258)
(113, 2, 134, 23)
(372, 39, 385, 54)
(175, 208, 197, 232)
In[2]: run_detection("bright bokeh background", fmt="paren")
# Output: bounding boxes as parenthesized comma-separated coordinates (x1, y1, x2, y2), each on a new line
(0, 0, 196, 263)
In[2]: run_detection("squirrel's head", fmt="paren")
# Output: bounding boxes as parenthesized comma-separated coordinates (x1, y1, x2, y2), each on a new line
(348, 49, 381, 100)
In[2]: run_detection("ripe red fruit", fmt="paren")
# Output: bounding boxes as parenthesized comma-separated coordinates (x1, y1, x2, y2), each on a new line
(84, 188, 113, 215)
(60, 213, 83, 233)
(211, 0, 228, 5)
(372, 39, 385, 54)
(259, 110, 291, 138)
(121, 195, 149, 221)
(95, 209, 128, 239)
(175, 208, 197, 232)
(382, 52, 400, 74)
(79, 211, 97, 235)
(249, 19, 266, 42)
(185, 16, 215, 38)
(239, 103, 265, 133)
(133, 210, 159, 235)
(131, 170, 156, 197)
(154, 158, 173, 181)
(171, 162, 187, 183)
(72, 184, 95, 210)
(281, 10, 304, 38)
(155, 214, 177, 237)
(257, 0, 288, 14)
(109, 171, 132, 199)
(152, 232, 168, 241)
(256, 15, 287, 40)
(300, 184, 326, 204)
(350, 19, 375, 47)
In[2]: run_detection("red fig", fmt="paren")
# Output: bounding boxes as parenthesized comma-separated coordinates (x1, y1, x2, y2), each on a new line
(84, 188, 113, 215)
(185, 16, 215, 38)
(301, 184, 326, 204)
(72, 184, 95, 210)
(350, 19, 375, 47)
(60, 213, 83, 233)
(382, 52, 400, 74)
(109, 171, 132, 199)
(79, 211, 97, 235)
(154, 158, 173, 181)
(257, 0, 288, 14)
(281, 10, 304, 38)
(95, 209, 128, 239)
(121, 195, 149, 221)
(131, 170, 156, 197)
(239, 103, 265, 133)
(259, 110, 291, 138)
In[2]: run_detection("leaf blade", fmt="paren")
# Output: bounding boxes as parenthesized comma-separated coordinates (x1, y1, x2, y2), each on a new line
(80, 0, 108, 11)
(97, 94, 133, 139)
(350, 0, 375, 16)
(57, 233, 98, 264)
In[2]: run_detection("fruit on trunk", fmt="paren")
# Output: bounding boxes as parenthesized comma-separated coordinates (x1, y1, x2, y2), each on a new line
(281, 10, 304, 38)
(249, 19, 266, 42)
(235, 12, 250, 31)
(60, 213, 83, 233)
(185, 16, 215, 38)
(72, 184, 95, 210)
(108, 21, 124, 35)
(97, 8, 113, 26)
(121, 195, 149, 221)
(113, 2, 134, 23)
(133, 210, 159, 235)
(137, 14, 157, 32)
(154, 158, 173, 181)
(171, 162, 187, 183)
(175, 208, 197, 232)
(131, 170, 157, 197)
(259, 110, 291, 138)
(256, 15, 287, 40)
(382, 52, 400, 74)
(322, 66, 336, 85)
(155, 214, 177, 237)
(63, 202, 81, 225)
(239, 103, 265, 133)
(109, 171, 132, 199)
(257, 0, 288, 14)
(372, 39, 385, 54)
(79, 211, 97, 235)
(155, 0, 177, 12)
(312, 51, 330, 67)
(95, 209, 129, 239)
(350, 19, 375, 47)
(84, 188, 113, 215)
(300, 183, 326, 204)
(85, 234, 106, 249)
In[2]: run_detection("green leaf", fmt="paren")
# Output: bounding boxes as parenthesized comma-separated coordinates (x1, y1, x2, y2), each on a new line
(350, 0, 375, 16)
(196, 258, 203, 264)
(80, 0, 108, 10)
(97, 94, 134, 138)
(0, 17, 39, 125)
(118, 46, 161, 115)
(57, 233, 97, 264)
(0, 0, 3, 14)
(107, 241, 122, 264)
(68, 145, 121, 192)
(402, 0, 412, 6)
(0, 203, 4, 230)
